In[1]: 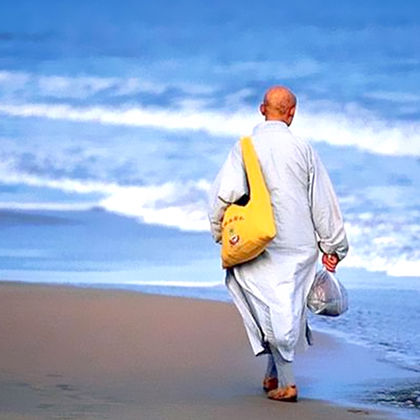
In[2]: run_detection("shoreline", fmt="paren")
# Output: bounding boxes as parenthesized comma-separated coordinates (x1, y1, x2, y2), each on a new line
(0, 281, 413, 419)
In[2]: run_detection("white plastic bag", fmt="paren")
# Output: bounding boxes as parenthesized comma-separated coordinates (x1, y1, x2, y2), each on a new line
(307, 268, 348, 317)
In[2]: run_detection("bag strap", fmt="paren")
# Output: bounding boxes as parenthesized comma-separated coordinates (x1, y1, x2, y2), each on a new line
(240, 136, 270, 203)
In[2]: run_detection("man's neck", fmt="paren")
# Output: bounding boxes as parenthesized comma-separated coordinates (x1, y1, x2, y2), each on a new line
(265, 118, 289, 125)
(266, 116, 287, 122)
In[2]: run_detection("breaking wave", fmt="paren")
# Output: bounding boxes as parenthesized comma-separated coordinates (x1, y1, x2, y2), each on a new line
(0, 171, 211, 231)
(0, 70, 420, 157)
(1, 170, 419, 277)
(1, 101, 420, 157)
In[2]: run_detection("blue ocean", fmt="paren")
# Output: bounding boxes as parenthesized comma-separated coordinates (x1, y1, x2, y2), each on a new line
(0, 0, 419, 415)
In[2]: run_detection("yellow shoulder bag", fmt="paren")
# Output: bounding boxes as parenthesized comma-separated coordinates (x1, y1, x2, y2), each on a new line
(221, 136, 276, 268)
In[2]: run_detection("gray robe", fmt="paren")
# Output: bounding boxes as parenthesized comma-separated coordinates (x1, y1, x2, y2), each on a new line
(208, 121, 348, 361)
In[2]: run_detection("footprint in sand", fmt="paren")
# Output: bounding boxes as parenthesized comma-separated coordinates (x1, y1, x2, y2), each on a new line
(347, 408, 370, 415)
(56, 383, 77, 392)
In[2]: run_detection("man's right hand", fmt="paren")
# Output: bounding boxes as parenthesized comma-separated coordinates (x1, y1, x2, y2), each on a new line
(322, 253, 339, 272)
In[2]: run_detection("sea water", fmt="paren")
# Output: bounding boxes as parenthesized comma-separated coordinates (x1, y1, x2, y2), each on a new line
(1, 209, 419, 375)
(0, 0, 419, 415)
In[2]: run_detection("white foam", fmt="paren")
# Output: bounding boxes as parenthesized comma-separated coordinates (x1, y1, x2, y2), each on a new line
(98, 179, 211, 231)
(0, 170, 121, 194)
(340, 220, 420, 278)
(0, 169, 211, 231)
(340, 254, 420, 279)
(293, 108, 420, 156)
(0, 70, 213, 98)
(0, 270, 224, 288)
(1, 100, 420, 157)
(0, 202, 94, 211)
(118, 279, 223, 288)
(0, 102, 257, 138)
(1, 68, 420, 156)
(1, 168, 419, 277)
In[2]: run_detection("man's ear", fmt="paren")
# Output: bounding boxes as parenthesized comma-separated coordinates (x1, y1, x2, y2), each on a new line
(286, 105, 296, 126)
(259, 103, 266, 116)
(289, 105, 296, 118)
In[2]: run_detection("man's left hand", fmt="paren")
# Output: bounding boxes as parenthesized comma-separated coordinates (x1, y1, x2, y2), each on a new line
(322, 253, 339, 272)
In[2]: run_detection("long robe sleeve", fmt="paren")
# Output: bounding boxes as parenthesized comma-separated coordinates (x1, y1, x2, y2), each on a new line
(208, 141, 248, 243)
(309, 148, 349, 260)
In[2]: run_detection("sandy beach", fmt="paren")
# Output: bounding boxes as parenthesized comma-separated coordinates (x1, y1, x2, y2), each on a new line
(0, 282, 400, 420)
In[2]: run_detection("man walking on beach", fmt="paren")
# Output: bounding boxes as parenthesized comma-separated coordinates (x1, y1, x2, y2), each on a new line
(208, 86, 348, 402)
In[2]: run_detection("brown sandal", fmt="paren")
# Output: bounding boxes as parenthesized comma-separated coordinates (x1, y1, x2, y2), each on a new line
(267, 385, 298, 402)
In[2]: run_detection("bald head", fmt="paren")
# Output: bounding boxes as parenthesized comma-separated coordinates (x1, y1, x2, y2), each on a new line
(260, 86, 297, 126)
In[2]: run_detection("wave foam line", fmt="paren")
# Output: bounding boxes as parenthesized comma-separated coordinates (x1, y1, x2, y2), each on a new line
(341, 253, 420, 279)
(117, 280, 223, 288)
(0, 202, 95, 211)
(1, 170, 420, 277)
(0, 170, 211, 231)
(0, 70, 214, 98)
(1, 169, 420, 276)
(1, 102, 420, 156)
(0, 102, 255, 138)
